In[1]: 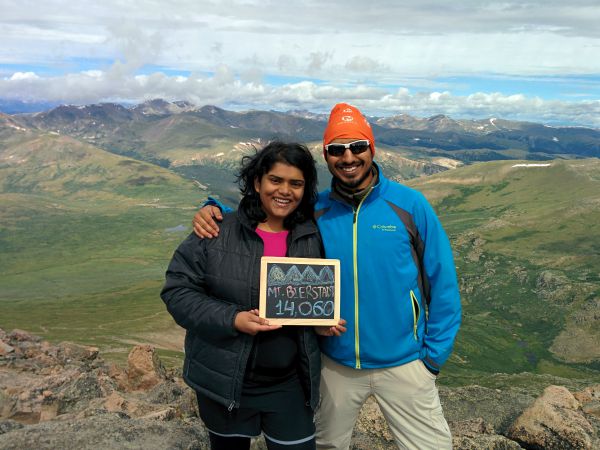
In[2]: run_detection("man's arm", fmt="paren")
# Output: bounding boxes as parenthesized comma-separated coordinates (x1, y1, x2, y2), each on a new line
(415, 194, 462, 373)
(193, 205, 223, 238)
(192, 197, 232, 238)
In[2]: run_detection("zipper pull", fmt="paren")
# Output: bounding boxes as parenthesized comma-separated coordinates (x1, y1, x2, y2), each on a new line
(228, 401, 235, 412)
(410, 290, 419, 341)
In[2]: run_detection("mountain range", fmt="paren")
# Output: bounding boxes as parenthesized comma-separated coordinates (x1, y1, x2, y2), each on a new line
(3, 99, 600, 165)
(0, 99, 599, 390)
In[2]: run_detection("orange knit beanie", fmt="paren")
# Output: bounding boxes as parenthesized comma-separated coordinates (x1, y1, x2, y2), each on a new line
(322, 103, 375, 158)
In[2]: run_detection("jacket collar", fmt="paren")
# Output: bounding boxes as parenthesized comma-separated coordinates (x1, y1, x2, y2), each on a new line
(236, 203, 319, 241)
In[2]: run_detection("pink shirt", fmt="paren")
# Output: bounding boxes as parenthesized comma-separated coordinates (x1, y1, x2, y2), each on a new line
(255, 228, 289, 257)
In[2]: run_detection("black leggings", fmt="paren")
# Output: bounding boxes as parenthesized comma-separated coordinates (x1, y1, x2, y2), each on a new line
(208, 432, 316, 450)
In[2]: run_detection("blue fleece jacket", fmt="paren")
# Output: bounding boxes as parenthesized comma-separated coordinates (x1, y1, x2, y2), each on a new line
(315, 168, 461, 372)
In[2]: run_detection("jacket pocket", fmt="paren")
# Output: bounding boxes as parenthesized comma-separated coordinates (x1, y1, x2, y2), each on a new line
(417, 359, 437, 380)
(410, 290, 420, 341)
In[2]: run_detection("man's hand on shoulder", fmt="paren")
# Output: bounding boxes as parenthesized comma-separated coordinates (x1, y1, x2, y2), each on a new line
(193, 205, 223, 238)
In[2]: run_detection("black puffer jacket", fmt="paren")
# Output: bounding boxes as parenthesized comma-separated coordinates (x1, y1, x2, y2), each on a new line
(160, 208, 323, 410)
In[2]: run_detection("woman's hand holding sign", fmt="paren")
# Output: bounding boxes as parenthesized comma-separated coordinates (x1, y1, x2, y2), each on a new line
(234, 309, 282, 335)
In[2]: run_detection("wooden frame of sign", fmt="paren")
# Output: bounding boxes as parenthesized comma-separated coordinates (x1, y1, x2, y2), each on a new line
(259, 256, 340, 325)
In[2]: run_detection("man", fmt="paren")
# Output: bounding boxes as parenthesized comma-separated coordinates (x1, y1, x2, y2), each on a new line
(193, 103, 461, 450)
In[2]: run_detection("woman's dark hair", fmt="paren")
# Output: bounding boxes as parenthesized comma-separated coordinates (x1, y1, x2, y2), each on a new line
(237, 141, 318, 229)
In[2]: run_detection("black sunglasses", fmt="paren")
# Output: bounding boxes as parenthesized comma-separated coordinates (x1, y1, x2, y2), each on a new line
(324, 139, 370, 157)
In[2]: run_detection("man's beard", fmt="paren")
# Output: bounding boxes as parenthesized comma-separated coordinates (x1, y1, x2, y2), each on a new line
(336, 163, 372, 191)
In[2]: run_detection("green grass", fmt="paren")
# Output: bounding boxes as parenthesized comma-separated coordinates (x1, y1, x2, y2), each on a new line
(1, 283, 164, 342)
(2, 148, 599, 389)
(0, 140, 206, 365)
(450, 254, 563, 370)
(0, 199, 193, 365)
(411, 159, 600, 386)
(0, 202, 193, 359)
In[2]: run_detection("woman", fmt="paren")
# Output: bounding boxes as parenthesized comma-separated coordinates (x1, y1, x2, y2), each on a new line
(161, 142, 343, 450)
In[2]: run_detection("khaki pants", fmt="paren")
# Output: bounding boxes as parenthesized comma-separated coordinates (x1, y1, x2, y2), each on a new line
(315, 355, 451, 450)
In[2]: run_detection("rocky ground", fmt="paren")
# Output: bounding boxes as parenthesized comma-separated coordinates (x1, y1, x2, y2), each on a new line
(1, 328, 599, 449)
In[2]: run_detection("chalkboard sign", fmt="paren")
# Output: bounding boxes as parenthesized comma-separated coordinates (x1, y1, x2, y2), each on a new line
(259, 257, 340, 325)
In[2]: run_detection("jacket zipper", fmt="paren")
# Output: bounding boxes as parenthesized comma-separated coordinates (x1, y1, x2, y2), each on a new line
(410, 290, 420, 341)
(230, 234, 263, 411)
(352, 189, 372, 369)
(294, 225, 317, 407)
(301, 328, 313, 407)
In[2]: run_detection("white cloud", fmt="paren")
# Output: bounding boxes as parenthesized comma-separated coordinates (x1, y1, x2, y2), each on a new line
(81, 70, 103, 78)
(344, 56, 389, 73)
(1, 69, 599, 127)
(307, 52, 334, 74)
(1, 1, 600, 126)
(9, 72, 39, 81)
(3, 1, 599, 77)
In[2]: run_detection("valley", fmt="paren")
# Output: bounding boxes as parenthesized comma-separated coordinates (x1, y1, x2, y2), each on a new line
(0, 102, 599, 388)
(412, 160, 600, 386)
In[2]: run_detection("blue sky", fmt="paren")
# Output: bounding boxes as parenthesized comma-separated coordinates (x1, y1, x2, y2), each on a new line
(1, 0, 600, 127)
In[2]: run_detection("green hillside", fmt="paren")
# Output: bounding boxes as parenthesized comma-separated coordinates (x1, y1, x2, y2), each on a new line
(1, 128, 599, 386)
(0, 133, 206, 364)
(15, 105, 452, 194)
(93, 114, 261, 165)
(409, 159, 600, 385)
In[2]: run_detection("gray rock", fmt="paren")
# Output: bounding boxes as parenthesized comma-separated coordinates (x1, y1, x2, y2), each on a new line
(441, 385, 535, 433)
(8, 330, 40, 343)
(507, 385, 594, 449)
(345, 395, 528, 450)
(58, 372, 104, 414)
(0, 342, 14, 357)
(449, 418, 522, 449)
(3, 328, 599, 450)
(56, 341, 99, 364)
(0, 419, 24, 435)
(452, 434, 522, 449)
(145, 381, 198, 418)
(0, 414, 209, 450)
(146, 380, 185, 404)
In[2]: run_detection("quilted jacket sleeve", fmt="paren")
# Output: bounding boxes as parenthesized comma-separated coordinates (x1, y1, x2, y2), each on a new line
(160, 233, 241, 339)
